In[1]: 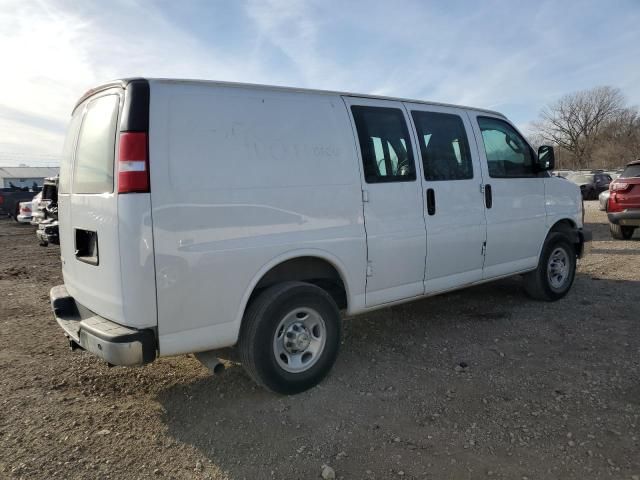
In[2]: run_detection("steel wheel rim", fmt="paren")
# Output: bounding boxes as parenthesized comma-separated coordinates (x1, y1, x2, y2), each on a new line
(273, 307, 326, 373)
(547, 247, 570, 290)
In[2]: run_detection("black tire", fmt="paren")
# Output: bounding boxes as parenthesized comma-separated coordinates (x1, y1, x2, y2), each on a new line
(523, 233, 576, 301)
(609, 223, 635, 240)
(238, 281, 341, 394)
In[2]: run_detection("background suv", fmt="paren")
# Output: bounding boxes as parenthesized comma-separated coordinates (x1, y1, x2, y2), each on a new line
(608, 160, 640, 239)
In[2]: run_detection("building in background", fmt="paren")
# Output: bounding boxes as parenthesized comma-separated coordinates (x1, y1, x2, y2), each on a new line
(0, 166, 59, 189)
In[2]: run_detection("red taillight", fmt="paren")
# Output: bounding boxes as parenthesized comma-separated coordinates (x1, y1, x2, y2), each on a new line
(0, 194, 4, 205)
(608, 192, 622, 212)
(610, 182, 632, 192)
(20, 205, 31, 213)
(118, 131, 149, 193)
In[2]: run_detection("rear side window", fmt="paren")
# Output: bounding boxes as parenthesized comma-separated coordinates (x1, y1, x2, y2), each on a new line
(478, 117, 535, 178)
(411, 111, 473, 181)
(58, 112, 83, 194)
(351, 106, 416, 183)
(73, 95, 120, 194)
(621, 164, 640, 178)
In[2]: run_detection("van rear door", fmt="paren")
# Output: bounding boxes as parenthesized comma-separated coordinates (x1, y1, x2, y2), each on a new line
(58, 80, 157, 330)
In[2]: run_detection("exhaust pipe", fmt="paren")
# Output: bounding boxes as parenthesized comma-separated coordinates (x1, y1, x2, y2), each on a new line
(195, 351, 225, 375)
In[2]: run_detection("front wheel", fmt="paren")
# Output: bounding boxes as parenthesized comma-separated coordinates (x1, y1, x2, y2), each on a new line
(523, 233, 576, 301)
(609, 223, 635, 240)
(238, 282, 341, 394)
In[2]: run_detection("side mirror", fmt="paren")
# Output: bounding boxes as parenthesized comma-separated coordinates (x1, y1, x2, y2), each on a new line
(537, 145, 555, 171)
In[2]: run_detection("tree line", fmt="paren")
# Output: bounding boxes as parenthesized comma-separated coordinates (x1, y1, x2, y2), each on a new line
(529, 86, 640, 171)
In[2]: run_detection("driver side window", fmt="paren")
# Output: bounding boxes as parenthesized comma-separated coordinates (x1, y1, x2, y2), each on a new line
(478, 117, 535, 178)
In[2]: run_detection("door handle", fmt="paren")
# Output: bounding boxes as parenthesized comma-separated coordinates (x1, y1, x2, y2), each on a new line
(484, 184, 492, 209)
(426, 188, 436, 215)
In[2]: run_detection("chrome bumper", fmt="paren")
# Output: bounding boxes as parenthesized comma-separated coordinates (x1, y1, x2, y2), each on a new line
(50, 285, 156, 366)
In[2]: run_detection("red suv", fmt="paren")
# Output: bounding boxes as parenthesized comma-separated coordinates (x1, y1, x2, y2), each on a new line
(608, 160, 640, 239)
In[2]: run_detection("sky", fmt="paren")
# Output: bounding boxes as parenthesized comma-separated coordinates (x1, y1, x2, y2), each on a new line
(0, 0, 639, 167)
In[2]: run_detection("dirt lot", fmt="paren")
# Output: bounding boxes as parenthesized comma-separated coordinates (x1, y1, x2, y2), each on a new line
(1, 204, 639, 480)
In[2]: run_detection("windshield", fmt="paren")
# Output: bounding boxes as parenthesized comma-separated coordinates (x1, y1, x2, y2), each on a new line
(566, 173, 593, 184)
(621, 164, 640, 178)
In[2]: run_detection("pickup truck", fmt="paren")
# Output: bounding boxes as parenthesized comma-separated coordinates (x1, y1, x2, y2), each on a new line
(0, 187, 40, 219)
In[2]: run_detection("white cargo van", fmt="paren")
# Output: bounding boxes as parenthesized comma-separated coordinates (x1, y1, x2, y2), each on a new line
(51, 78, 590, 394)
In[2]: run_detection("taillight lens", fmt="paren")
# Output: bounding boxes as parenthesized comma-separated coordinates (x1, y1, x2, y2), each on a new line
(610, 182, 631, 192)
(118, 132, 149, 193)
(21, 205, 31, 213)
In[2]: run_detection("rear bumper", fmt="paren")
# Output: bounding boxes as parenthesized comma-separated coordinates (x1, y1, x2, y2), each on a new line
(608, 210, 640, 226)
(31, 213, 45, 226)
(50, 285, 156, 366)
(36, 222, 59, 244)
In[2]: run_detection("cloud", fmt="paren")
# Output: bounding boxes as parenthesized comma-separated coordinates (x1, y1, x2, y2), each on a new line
(0, 0, 638, 165)
(0, 0, 277, 164)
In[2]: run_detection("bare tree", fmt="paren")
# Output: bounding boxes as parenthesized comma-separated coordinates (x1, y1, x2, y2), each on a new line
(592, 107, 640, 168)
(533, 86, 626, 168)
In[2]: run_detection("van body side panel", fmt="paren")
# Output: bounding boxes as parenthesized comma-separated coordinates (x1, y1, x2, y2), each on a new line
(543, 176, 583, 229)
(148, 81, 367, 355)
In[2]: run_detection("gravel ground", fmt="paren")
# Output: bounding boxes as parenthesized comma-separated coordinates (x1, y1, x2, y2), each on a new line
(1, 203, 639, 480)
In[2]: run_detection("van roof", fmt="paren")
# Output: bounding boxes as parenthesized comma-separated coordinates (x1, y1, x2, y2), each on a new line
(74, 77, 506, 118)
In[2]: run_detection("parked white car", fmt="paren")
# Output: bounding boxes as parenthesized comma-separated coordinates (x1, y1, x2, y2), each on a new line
(51, 78, 590, 394)
(16, 201, 33, 223)
(599, 189, 610, 211)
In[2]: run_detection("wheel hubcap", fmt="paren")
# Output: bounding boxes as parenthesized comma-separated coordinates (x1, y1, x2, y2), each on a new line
(273, 308, 326, 373)
(547, 247, 570, 290)
(285, 323, 311, 352)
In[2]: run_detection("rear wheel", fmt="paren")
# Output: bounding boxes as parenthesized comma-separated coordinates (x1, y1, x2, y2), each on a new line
(238, 281, 341, 394)
(609, 223, 635, 240)
(523, 233, 576, 301)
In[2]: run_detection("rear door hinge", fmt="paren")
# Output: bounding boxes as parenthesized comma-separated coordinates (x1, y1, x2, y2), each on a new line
(481, 241, 487, 256)
(366, 261, 373, 277)
(362, 189, 369, 203)
(480, 184, 485, 194)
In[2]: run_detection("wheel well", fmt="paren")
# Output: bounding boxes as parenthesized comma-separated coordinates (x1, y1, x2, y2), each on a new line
(550, 219, 576, 235)
(549, 219, 582, 255)
(248, 257, 347, 310)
